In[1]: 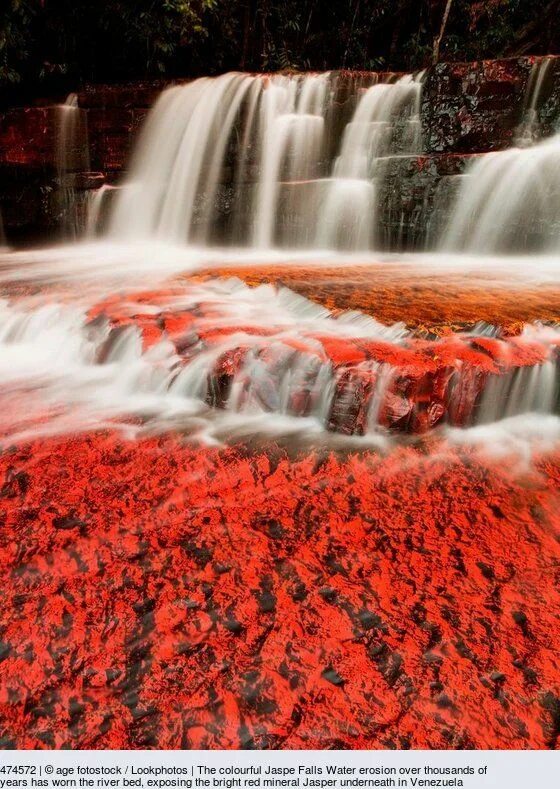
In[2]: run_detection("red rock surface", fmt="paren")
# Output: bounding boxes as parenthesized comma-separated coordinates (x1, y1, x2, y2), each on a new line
(0, 276, 559, 750)
(0, 107, 62, 169)
(87, 282, 559, 435)
(198, 265, 560, 333)
(0, 430, 559, 749)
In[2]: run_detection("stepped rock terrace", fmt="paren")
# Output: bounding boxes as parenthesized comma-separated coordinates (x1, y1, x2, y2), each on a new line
(1, 56, 560, 250)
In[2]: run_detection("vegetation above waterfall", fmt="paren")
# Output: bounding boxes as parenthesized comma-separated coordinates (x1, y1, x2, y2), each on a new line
(1, 0, 559, 96)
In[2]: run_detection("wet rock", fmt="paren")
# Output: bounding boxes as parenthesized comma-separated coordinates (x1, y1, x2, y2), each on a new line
(421, 58, 535, 154)
(376, 153, 478, 250)
(89, 283, 558, 438)
(0, 108, 60, 169)
(321, 666, 346, 687)
(3, 57, 560, 246)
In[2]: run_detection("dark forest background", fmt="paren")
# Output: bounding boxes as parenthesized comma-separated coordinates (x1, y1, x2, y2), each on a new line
(1, 0, 559, 99)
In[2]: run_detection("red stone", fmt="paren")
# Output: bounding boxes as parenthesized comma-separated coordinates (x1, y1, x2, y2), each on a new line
(0, 430, 558, 749)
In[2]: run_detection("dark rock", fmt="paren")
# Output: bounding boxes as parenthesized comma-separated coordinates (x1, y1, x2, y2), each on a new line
(421, 58, 534, 154)
(376, 152, 476, 251)
(512, 610, 528, 627)
(52, 514, 87, 531)
(223, 618, 244, 634)
(321, 666, 346, 686)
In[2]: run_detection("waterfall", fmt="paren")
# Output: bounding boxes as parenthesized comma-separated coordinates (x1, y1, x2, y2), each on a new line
(109, 74, 258, 245)
(251, 74, 329, 248)
(57, 93, 90, 238)
(316, 75, 423, 250)
(85, 184, 119, 238)
(440, 135, 560, 253)
(109, 71, 423, 251)
(515, 56, 553, 147)
(474, 359, 557, 425)
(440, 57, 560, 254)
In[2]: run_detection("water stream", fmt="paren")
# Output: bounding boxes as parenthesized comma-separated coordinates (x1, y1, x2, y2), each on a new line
(441, 57, 560, 254)
(57, 93, 90, 238)
(108, 71, 423, 251)
(1, 65, 560, 444)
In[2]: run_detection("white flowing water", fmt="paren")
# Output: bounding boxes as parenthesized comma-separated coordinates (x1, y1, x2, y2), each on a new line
(2, 65, 560, 446)
(103, 63, 560, 258)
(440, 57, 560, 254)
(86, 184, 119, 238)
(109, 74, 256, 245)
(108, 71, 423, 251)
(316, 75, 422, 250)
(515, 56, 554, 147)
(57, 93, 90, 238)
(0, 259, 405, 443)
(476, 359, 558, 424)
(252, 74, 329, 247)
(441, 135, 560, 253)
(0, 242, 557, 444)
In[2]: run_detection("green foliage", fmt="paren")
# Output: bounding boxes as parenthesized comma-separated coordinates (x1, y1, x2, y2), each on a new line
(0, 0, 558, 92)
(1, 0, 218, 90)
(0, 1, 36, 84)
(95, 0, 219, 74)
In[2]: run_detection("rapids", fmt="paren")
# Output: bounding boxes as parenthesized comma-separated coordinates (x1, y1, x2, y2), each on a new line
(0, 242, 558, 447)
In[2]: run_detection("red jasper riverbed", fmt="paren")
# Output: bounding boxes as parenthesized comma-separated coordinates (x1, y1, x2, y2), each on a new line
(0, 431, 559, 749)
(0, 268, 559, 749)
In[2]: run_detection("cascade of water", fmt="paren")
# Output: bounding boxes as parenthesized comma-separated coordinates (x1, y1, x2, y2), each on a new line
(439, 58, 560, 254)
(475, 360, 558, 425)
(515, 57, 554, 147)
(85, 184, 119, 238)
(440, 136, 560, 253)
(425, 173, 469, 248)
(0, 272, 557, 442)
(57, 93, 90, 238)
(109, 71, 422, 251)
(110, 74, 258, 244)
(252, 74, 329, 248)
(315, 75, 423, 250)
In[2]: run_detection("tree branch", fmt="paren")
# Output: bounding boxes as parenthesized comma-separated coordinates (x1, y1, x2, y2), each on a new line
(433, 0, 454, 64)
